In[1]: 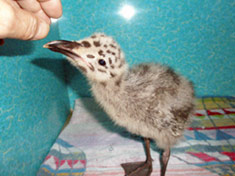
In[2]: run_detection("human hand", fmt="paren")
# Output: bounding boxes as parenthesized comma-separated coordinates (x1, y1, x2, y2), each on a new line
(0, 0, 62, 40)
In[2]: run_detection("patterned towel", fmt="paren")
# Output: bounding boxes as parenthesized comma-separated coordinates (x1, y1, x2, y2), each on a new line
(38, 97, 235, 176)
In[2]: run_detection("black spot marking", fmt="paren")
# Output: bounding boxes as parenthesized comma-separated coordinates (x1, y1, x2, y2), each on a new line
(89, 64, 95, 71)
(78, 65, 87, 73)
(110, 72, 116, 78)
(87, 54, 95, 58)
(93, 41, 101, 47)
(98, 50, 103, 55)
(107, 50, 111, 54)
(111, 65, 115, 69)
(91, 35, 96, 38)
(98, 68, 107, 73)
(112, 52, 116, 56)
(108, 58, 112, 65)
(98, 50, 105, 57)
(104, 45, 107, 48)
(82, 41, 91, 48)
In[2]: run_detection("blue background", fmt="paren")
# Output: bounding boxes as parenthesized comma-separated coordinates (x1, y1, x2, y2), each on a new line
(0, 23, 70, 176)
(0, 0, 234, 175)
(59, 0, 235, 106)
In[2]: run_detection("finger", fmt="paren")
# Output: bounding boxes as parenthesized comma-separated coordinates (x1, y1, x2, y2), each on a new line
(0, 1, 49, 40)
(16, 0, 50, 24)
(16, 0, 41, 13)
(37, 0, 62, 18)
(14, 9, 50, 40)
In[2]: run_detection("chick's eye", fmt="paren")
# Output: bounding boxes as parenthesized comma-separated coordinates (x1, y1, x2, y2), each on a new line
(98, 59, 106, 66)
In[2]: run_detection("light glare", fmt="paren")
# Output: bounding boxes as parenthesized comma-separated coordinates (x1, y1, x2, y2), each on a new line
(119, 4, 136, 20)
(51, 18, 59, 23)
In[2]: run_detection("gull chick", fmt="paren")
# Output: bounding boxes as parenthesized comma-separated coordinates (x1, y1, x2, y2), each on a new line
(44, 33, 195, 176)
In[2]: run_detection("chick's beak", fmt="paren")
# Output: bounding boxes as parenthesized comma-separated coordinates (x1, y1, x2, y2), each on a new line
(43, 40, 82, 60)
(43, 40, 92, 69)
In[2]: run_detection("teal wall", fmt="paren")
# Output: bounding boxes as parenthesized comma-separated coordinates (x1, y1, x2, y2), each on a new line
(59, 0, 235, 106)
(0, 23, 70, 176)
(0, 0, 234, 175)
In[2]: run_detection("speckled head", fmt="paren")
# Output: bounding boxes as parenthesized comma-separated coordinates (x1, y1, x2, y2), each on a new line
(44, 33, 128, 82)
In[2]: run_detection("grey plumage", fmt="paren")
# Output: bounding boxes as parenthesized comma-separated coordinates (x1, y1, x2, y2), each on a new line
(92, 63, 194, 149)
(44, 33, 195, 176)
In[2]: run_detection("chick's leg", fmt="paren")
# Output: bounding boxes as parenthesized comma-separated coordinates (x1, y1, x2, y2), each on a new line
(160, 148, 170, 176)
(121, 138, 153, 176)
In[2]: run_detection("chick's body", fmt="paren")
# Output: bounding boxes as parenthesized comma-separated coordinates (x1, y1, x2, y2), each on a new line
(44, 33, 195, 176)
(92, 63, 194, 149)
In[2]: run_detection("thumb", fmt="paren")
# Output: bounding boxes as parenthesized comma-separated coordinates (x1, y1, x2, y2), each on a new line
(0, 0, 49, 40)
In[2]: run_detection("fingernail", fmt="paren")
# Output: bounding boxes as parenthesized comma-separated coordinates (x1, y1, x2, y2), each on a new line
(33, 20, 49, 40)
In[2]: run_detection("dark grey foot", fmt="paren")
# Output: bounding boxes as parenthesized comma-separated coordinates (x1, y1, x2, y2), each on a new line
(121, 138, 153, 176)
(121, 161, 152, 176)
